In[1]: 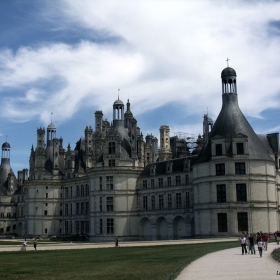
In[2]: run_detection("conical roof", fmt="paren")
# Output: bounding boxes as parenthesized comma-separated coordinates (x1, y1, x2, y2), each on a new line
(196, 69, 272, 164)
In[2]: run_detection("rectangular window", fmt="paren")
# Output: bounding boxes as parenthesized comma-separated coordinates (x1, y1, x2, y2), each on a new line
(99, 197, 103, 212)
(159, 195, 164, 210)
(109, 159, 115, 167)
(143, 196, 148, 211)
(81, 221, 85, 234)
(65, 204, 68, 216)
(216, 144, 222, 156)
(106, 197, 114, 211)
(65, 187, 68, 198)
(86, 221, 89, 233)
(76, 186, 80, 197)
(238, 212, 248, 231)
(217, 184, 226, 203)
(167, 177, 171, 187)
(65, 221, 68, 234)
(76, 221, 80, 234)
(186, 192, 190, 208)
(99, 219, 103, 234)
(86, 185, 89, 196)
(175, 175, 181, 186)
(168, 194, 172, 209)
(46, 193, 48, 198)
(143, 180, 147, 189)
(86, 202, 89, 215)
(107, 218, 114, 234)
(108, 142, 116, 154)
(185, 174, 189, 185)
(106, 176, 113, 190)
(99, 177, 103, 191)
(236, 184, 247, 201)
(216, 163, 225, 176)
(235, 163, 245, 174)
(236, 143, 244, 155)
(151, 195, 155, 210)
(44, 210, 48, 216)
(81, 202, 85, 215)
(70, 186, 73, 198)
(81, 185, 85, 197)
(158, 178, 163, 188)
(76, 203, 80, 215)
(70, 203, 72, 215)
(176, 193, 182, 209)
(151, 179, 154, 189)
(218, 213, 228, 232)
(45, 228, 48, 234)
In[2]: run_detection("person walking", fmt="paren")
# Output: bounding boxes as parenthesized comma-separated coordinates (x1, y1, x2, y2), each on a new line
(263, 233, 269, 251)
(34, 238, 38, 251)
(22, 239, 27, 251)
(249, 234, 255, 255)
(239, 234, 247, 255)
(258, 238, 263, 257)
(115, 237, 119, 247)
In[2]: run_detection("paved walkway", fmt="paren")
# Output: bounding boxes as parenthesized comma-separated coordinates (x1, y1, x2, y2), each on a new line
(176, 242, 280, 280)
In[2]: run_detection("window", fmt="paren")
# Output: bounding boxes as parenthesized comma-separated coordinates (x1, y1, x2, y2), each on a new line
(109, 159, 115, 167)
(143, 196, 148, 210)
(86, 185, 89, 196)
(81, 185, 85, 197)
(70, 186, 73, 198)
(76, 203, 80, 215)
(45, 203, 48, 207)
(175, 175, 181, 186)
(176, 193, 182, 209)
(106, 197, 114, 211)
(81, 202, 85, 215)
(81, 221, 85, 234)
(46, 193, 48, 198)
(108, 142, 116, 154)
(106, 176, 113, 190)
(235, 163, 245, 174)
(7, 213, 11, 218)
(99, 219, 103, 234)
(76, 186, 80, 197)
(107, 218, 114, 234)
(238, 212, 248, 231)
(236, 143, 244, 155)
(76, 221, 80, 234)
(158, 178, 163, 188)
(86, 221, 90, 233)
(159, 195, 164, 210)
(217, 185, 226, 203)
(65, 187, 68, 198)
(185, 174, 189, 185)
(151, 179, 154, 188)
(44, 210, 48, 216)
(45, 228, 48, 234)
(65, 204, 68, 216)
(99, 177, 102, 191)
(216, 164, 225, 176)
(218, 213, 228, 232)
(216, 144, 222, 156)
(46, 186, 48, 190)
(86, 202, 89, 215)
(168, 194, 172, 209)
(167, 177, 171, 187)
(186, 192, 190, 208)
(143, 180, 147, 189)
(99, 197, 103, 212)
(236, 184, 247, 201)
(151, 196, 155, 210)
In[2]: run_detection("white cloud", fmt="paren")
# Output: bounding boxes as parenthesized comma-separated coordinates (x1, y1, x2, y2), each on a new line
(1, 0, 280, 130)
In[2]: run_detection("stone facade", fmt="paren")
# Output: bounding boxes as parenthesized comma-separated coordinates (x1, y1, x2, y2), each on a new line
(0, 66, 279, 240)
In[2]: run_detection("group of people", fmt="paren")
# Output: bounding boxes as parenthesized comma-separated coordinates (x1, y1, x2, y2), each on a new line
(21, 238, 38, 251)
(239, 232, 269, 257)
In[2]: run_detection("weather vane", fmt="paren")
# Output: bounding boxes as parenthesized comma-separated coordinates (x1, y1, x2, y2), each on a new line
(51, 112, 53, 123)
(118, 89, 120, 99)
(226, 57, 230, 67)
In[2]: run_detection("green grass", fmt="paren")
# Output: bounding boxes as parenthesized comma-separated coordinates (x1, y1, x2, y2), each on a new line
(272, 247, 280, 262)
(0, 241, 238, 280)
(0, 241, 22, 245)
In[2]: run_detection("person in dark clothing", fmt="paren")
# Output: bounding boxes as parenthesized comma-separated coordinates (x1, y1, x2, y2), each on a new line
(115, 238, 119, 247)
(249, 234, 255, 255)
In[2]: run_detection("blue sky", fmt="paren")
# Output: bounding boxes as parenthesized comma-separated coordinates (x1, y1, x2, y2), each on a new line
(1, 0, 280, 175)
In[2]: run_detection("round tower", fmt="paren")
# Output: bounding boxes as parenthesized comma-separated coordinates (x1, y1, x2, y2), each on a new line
(47, 122, 56, 145)
(113, 98, 124, 127)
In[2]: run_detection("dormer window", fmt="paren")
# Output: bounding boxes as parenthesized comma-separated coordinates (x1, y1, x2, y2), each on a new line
(108, 142, 115, 154)
(216, 144, 222, 156)
(236, 143, 244, 155)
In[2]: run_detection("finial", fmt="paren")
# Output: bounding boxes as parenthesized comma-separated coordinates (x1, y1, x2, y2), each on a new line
(51, 112, 53, 123)
(118, 89, 120, 99)
(6, 135, 7, 142)
(226, 57, 230, 67)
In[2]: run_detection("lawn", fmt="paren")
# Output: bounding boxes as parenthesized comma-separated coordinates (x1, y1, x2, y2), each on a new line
(0, 241, 238, 280)
(272, 247, 280, 262)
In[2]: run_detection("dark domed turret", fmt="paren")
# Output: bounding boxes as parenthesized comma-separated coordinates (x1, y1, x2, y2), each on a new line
(221, 67, 236, 78)
(2, 142, 10, 149)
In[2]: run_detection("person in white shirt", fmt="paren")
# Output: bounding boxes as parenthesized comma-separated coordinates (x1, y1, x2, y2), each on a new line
(239, 234, 247, 255)
(258, 238, 263, 257)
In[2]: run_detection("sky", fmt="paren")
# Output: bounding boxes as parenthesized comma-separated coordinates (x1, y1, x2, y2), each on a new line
(1, 0, 280, 175)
